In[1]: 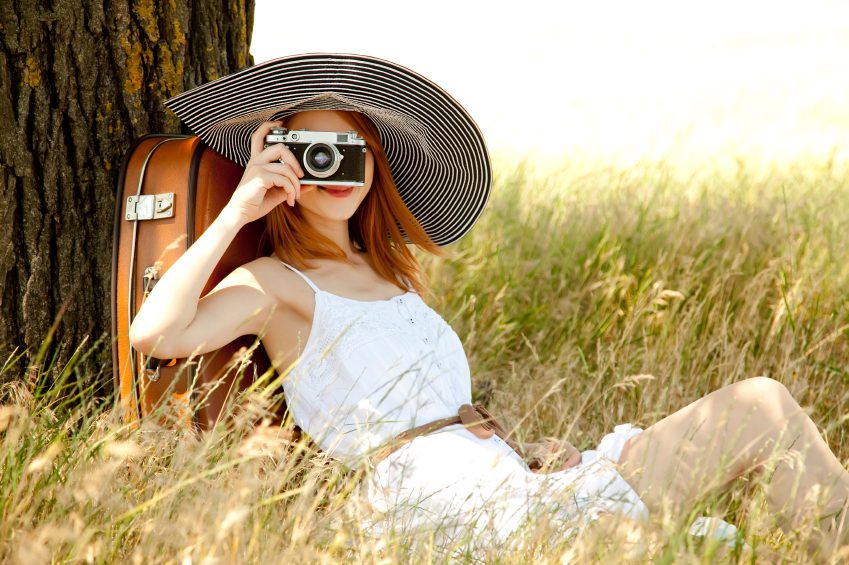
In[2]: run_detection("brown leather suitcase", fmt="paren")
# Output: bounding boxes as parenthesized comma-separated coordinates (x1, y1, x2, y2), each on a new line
(111, 134, 293, 434)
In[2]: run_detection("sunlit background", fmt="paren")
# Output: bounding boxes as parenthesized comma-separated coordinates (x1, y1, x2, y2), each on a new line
(251, 0, 849, 170)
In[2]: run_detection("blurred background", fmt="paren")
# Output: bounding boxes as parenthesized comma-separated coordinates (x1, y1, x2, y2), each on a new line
(252, 0, 849, 172)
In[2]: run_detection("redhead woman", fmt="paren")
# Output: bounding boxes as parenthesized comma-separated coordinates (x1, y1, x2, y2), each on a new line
(129, 54, 848, 559)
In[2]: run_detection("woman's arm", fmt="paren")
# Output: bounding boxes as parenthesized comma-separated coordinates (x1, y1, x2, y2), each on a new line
(129, 120, 305, 359)
(128, 206, 269, 358)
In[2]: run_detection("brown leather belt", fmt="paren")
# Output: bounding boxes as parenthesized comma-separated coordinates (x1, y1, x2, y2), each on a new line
(367, 403, 526, 467)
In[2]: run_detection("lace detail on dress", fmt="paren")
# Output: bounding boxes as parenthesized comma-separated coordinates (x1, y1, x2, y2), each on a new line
(298, 292, 449, 388)
(274, 279, 474, 464)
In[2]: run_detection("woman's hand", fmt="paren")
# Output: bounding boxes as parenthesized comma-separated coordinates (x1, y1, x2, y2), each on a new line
(224, 120, 314, 225)
(524, 438, 582, 473)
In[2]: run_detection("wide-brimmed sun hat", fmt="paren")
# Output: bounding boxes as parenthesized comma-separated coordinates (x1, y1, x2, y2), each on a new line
(163, 52, 492, 246)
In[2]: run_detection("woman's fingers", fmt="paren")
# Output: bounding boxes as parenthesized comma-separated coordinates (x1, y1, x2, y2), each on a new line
(263, 162, 318, 200)
(264, 162, 303, 200)
(559, 450, 582, 470)
(556, 440, 581, 469)
(255, 141, 305, 178)
(227, 123, 311, 222)
(259, 171, 297, 206)
(245, 122, 310, 208)
(526, 439, 582, 473)
(247, 121, 307, 180)
(249, 120, 285, 158)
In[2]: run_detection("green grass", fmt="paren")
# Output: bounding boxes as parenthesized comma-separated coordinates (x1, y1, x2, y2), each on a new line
(2, 154, 848, 563)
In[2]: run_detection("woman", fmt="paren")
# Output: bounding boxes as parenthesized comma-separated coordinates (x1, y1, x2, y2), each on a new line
(130, 54, 849, 558)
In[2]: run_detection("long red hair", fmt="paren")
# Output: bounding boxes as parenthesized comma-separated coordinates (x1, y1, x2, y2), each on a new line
(258, 110, 449, 298)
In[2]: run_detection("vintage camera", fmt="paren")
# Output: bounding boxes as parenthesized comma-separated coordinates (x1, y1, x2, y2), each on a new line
(263, 127, 367, 187)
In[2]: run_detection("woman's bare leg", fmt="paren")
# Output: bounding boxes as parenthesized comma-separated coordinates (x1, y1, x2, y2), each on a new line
(615, 376, 849, 557)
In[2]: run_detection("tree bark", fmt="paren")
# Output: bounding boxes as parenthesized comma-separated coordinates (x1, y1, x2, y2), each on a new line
(0, 0, 255, 394)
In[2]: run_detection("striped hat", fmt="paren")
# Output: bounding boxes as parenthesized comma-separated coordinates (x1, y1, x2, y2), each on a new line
(163, 52, 492, 246)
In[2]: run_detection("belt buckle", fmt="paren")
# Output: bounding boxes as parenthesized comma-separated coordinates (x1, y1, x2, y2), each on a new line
(458, 403, 495, 439)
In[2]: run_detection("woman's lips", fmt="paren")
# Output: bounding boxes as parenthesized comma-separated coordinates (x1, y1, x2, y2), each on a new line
(318, 185, 353, 198)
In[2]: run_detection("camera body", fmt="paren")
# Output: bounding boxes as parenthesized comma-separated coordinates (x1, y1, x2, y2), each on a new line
(263, 128, 367, 187)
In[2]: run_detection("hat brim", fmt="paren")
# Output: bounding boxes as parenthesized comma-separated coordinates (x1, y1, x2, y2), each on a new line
(163, 53, 492, 246)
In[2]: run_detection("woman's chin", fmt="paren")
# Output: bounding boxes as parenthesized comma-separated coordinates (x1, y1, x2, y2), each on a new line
(297, 202, 361, 221)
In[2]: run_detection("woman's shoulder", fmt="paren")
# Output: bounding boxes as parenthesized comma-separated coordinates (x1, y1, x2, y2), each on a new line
(248, 255, 315, 314)
(218, 256, 284, 304)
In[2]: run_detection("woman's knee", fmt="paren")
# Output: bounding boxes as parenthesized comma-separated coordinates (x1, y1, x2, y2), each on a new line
(729, 376, 797, 417)
(727, 376, 790, 400)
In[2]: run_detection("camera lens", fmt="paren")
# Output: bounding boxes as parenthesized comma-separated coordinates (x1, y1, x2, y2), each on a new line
(308, 146, 333, 170)
(303, 142, 342, 178)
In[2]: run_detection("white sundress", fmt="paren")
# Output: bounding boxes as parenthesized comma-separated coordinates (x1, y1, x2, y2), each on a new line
(276, 261, 741, 556)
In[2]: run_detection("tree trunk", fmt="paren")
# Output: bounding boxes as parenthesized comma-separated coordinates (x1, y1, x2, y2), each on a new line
(0, 0, 255, 394)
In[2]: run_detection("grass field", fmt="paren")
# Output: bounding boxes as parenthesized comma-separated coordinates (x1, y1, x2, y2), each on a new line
(2, 154, 848, 563)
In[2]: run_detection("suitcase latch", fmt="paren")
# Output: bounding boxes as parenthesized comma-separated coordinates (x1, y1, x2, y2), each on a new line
(141, 355, 179, 382)
(143, 265, 160, 294)
(143, 355, 162, 382)
(126, 193, 175, 221)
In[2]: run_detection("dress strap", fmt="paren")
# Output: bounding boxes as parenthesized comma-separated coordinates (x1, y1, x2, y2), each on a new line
(279, 261, 321, 294)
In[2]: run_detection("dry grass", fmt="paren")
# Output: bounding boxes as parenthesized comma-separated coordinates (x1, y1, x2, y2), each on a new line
(2, 154, 848, 563)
